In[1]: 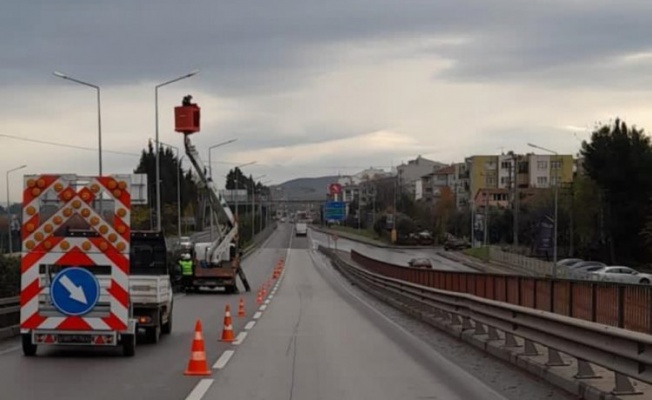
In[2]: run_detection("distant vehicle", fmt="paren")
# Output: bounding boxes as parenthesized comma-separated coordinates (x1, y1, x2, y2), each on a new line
(589, 266, 652, 285)
(408, 258, 432, 268)
(281, 217, 287, 222)
(295, 222, 308, 237)
(557, 258, 583, 266)
(444, 238, 471, 251)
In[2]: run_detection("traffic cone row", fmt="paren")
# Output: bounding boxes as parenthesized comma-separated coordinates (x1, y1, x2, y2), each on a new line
(238, 297, 246, 318)
(220, 304, 236, 342)
(184, 320, 211, 376)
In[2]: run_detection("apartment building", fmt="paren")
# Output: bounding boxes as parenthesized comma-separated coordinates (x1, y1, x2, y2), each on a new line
(397, 155, 446, 196)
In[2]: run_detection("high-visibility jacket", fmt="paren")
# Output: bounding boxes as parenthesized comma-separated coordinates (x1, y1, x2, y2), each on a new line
(179, 260, 193, 276)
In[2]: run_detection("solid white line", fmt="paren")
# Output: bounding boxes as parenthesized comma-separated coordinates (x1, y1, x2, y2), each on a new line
(233, 332, 248, 345)
(184, 379, 214, 400)
(244, 321, 256, 330)
(259, 304, 267, 311)
(213, 350, 235, 369)
(253, 311, 262, 319)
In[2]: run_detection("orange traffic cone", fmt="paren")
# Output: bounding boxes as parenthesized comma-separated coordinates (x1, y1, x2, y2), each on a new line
(238, 297, 246, 318)
(220, 304, 236, 342)
(184, 320, 211, 376)
(257, 290, 264, 305)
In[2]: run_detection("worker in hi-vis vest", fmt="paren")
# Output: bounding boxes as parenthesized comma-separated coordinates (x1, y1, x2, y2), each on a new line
(179, 253, 193, 292)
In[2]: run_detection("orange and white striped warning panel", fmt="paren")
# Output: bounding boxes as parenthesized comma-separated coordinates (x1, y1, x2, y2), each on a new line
(20, 174, 132, 335)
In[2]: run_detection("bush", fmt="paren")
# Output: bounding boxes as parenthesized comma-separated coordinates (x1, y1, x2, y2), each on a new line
(0, 256, 20, 298)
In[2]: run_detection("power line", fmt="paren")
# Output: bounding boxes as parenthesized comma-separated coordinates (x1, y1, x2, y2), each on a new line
(0, 133, 140, 157)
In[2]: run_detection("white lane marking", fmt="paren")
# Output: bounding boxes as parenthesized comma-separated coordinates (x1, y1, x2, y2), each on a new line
(253, 311, 262, 319)
(244, 321, 256, 330)
(213, 350, 235, 369)
(185, 379, 214, 400)
(233, 331, 248, 345)
(0, 345, 21, 356)
(264, 299, 271, 304)
(259, 304, 267, 311)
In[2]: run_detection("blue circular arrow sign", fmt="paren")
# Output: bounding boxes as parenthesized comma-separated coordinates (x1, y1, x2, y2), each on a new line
(51, 267, 100, 316)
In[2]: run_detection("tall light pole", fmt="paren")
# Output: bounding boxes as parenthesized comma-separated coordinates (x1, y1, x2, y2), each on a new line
(251, 175, 266, 239)
(208, 139, 238, 179)
(528, 143, 560, 277)
(6, 164, 26, 253)
(155, 69, 199, 232)
(207, 139, 237, 241)
(159, 141, 186, 238)
(53, 72, 102, 175)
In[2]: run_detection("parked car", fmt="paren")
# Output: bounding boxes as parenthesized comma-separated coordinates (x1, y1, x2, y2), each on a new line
(444, 238, 471, 251)
(588, 266, 652, 284)
(567, 261, 605, 270)
(557, 258, 583, 266)
(408, 258, 432, 268)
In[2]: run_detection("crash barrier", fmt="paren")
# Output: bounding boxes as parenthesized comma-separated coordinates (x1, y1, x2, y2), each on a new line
(325, 247, 652, 395)
(351, 249, 652, 336)
(0, 296, 19, 340)
(488, 246, 564, 277)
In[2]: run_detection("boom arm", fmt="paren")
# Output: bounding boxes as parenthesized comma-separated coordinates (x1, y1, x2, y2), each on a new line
(183, 134, 238, 264)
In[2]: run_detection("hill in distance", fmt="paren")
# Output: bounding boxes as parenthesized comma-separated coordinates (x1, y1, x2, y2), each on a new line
(272, 175, 339, 201)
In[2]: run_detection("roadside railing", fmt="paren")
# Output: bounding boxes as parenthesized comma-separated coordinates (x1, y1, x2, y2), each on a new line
(324, 247, 651, 395)
(351, 249, 652, 335)
(0, 296, 20, 340)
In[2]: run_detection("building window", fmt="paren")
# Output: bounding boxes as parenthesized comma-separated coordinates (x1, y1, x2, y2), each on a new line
(537, 161, 548, 170)
(537, 176, 548, 185)
(500, 176, 510, 185)
(550, 176, 559, 185)
(485, 176, 496, 186)
(485, 160, 496, 169)
(500, 161, 511, 169)
(551, 160, 562, 169)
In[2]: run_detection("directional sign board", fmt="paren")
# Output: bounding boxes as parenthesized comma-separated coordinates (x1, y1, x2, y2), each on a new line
(51, 267, 100, 316)
(324, 201, 346, 221)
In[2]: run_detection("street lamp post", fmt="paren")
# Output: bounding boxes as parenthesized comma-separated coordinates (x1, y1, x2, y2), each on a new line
(528, 143, 560, 277)
(53, 72, 102, 175)
(159, 141, 184, 238)
(251, 175, 266, 240)
(207, 139, 238, 240)
(6, 164, 27, 253)
(155, 70, 199, 232)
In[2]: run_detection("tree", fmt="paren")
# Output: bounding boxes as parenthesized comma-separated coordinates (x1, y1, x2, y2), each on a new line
(581, 118, 652, 264)
(133, 141, 198, 234)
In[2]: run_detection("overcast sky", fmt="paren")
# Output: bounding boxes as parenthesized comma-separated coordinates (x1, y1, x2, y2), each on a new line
(2, 0, 652, 203)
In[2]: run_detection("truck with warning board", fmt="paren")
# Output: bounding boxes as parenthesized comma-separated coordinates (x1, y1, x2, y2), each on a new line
(19, 174, 139, 356)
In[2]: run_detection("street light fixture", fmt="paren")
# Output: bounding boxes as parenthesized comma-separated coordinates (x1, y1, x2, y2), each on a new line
(155, 69, 200, 232)
(53, 72, 102, 175)
(6, 164, 27, 253)
(527, 142, 560, 277)
(251, 175, 266, 239)
(208, 139, 238, 179)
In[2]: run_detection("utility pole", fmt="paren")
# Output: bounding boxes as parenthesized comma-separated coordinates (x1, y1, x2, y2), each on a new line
(512, 154, 519, 248)
(483, 189, 489, 246)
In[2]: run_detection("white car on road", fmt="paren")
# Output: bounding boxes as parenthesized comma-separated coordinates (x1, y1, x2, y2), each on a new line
(588, 266, 652, 285)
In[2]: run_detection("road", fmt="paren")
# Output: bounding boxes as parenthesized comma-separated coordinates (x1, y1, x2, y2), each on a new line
(0, 226, 290, 400)
(309, 227, 477, 272)
(0, 223, 568, 400)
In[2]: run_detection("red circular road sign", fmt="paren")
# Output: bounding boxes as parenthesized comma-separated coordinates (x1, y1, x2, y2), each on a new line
(329, 183, 342, 195)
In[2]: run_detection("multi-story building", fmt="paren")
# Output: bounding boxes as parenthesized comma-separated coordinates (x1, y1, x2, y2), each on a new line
(466, 152, 574, 210)
(397, 155, 446, 196)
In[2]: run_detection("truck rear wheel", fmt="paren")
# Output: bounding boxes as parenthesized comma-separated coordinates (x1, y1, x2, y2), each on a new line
(122, 334, 136, 357)
(162, 311, 172, 335)
(22, 334, 37, 357)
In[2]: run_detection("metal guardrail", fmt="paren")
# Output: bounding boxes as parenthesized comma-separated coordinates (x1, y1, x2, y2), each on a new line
(0, 296, 20, 340)
(351, 249, 652, 336)
(322, 247, 652, 395)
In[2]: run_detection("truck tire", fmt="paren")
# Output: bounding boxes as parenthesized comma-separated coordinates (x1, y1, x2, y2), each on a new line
(147, 325, 161, 344)
(22, 333, 37, 357)
(122, 334, 136, 357)
(162, 311, 172, 335)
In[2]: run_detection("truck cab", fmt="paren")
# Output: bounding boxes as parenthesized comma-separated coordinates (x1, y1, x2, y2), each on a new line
(129, 231, 174, 343)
